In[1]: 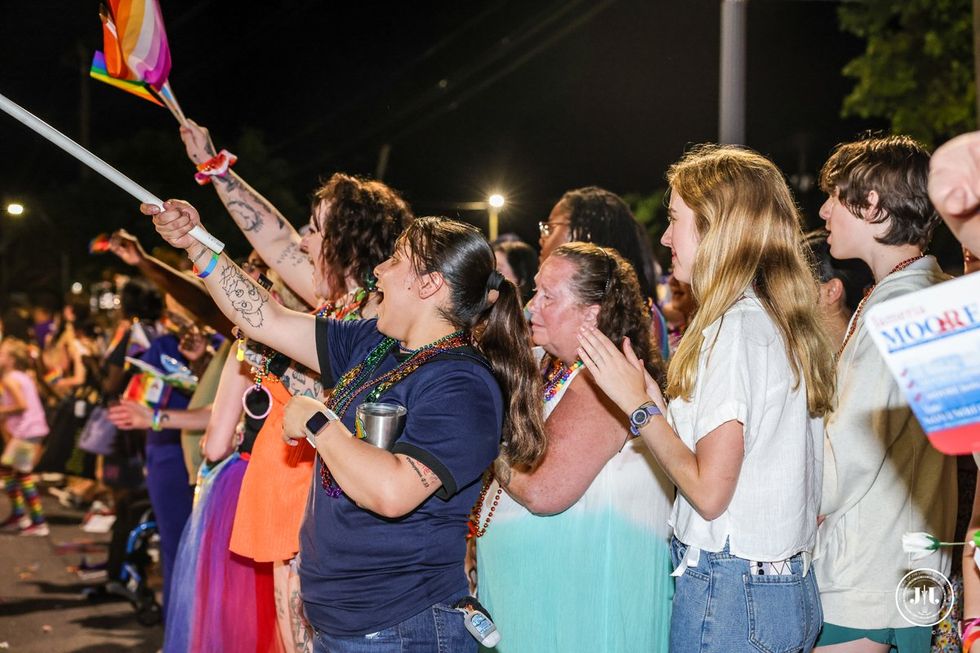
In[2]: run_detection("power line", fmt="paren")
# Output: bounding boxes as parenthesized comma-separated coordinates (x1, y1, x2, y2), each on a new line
(290, 0, 612, 178)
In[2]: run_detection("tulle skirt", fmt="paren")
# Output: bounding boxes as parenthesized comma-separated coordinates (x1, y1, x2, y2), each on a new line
(163, 455, 232, 653)
(164, 453, 283, 653)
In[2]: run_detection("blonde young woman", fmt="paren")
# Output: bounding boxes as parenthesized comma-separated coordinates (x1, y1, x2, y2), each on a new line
(579, 144, 835, 653)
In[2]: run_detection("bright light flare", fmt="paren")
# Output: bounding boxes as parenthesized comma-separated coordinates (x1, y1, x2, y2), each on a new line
(6, 203, 24, 215)
(488, 194, 505, 209)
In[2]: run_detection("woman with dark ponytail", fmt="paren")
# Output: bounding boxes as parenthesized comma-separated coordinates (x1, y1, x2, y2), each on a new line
(473, 242, 674, 653)
(146, 203, 546, 653)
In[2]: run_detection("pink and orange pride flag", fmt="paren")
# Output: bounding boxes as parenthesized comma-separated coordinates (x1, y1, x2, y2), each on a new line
(100, 0, 170, 90)
(91, 1, 186, 123)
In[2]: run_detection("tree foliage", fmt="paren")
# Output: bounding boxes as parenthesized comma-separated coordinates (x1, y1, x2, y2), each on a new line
(623, 189, 670, 270)
(838, 0, 975, 147)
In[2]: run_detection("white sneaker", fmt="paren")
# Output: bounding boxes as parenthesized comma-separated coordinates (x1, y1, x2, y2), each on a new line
(20, 522, 50, 537)
(0, 515, 31, 533)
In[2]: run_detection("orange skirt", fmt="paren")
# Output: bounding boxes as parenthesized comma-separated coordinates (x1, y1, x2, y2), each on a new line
(229, 376, 315, 562)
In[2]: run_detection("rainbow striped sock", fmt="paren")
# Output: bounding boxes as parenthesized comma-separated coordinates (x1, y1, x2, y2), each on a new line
(4, 473, 25, 517)
(19, 474, 44, 525)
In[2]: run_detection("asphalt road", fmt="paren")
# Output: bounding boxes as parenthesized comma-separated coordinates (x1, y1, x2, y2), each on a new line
(0, 490, 163, 652)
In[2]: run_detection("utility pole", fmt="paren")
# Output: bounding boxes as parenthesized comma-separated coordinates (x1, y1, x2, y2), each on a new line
(719, 0, 748, 145)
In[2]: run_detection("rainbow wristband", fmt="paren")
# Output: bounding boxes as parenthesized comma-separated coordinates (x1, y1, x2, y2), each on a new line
(151, 408, 163, 432)
(194, 252, 220, 279)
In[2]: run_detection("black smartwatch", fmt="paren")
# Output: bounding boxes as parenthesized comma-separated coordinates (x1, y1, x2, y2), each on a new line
(629, 401, 662, 436)
(305, 407, 339, 448)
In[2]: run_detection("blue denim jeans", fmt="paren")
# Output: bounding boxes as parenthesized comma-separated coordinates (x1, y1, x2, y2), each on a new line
(311, 595, 475, 653)
(669, 536, 822, 653)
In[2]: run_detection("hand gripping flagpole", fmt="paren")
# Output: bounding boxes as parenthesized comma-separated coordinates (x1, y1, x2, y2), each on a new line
(0, 92, 224, 254)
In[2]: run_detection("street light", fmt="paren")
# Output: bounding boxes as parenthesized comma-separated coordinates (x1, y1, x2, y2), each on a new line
(487, 193, 505, 241)
(1, 202, 26, 300)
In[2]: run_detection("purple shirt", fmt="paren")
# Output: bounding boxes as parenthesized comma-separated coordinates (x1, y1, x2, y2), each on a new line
(2, 370, 49, 439)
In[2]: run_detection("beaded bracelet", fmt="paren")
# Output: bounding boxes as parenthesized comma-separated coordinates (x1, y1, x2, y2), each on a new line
(194, 251, 220, 279)
(194, 149, 237, 185)
(151, 408, 163, 432)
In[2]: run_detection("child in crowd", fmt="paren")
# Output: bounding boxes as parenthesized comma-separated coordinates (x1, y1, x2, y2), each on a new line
(814, 135, 956, 653)
(0, 337, 50, 536)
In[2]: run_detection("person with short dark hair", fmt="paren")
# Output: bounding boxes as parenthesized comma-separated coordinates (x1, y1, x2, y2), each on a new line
(814, 135, 957, 653)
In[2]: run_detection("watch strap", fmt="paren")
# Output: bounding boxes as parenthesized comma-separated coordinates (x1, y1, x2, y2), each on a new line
(629, 401, 662, 436)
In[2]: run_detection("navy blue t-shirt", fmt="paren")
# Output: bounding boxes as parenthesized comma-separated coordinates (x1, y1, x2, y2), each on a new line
(299, 318, 502, 636)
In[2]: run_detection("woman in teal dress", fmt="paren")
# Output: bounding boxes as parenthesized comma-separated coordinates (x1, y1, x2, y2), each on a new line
(475, 243, 674, 652)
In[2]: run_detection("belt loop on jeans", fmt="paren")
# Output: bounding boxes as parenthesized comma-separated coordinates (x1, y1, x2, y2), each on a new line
(671, 544, 701, 577)
(801, 550, 812, 577)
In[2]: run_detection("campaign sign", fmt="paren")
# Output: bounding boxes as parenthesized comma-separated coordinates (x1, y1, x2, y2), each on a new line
(865, 273, 980, 454)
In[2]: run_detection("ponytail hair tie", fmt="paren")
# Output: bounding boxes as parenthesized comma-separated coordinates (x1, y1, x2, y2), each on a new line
(486, 270, 505, 294)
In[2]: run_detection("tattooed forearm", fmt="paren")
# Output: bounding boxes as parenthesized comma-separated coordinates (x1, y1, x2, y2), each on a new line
(280, 366, 323, 399)
(275, 241, 311, 268)
(187, 131, 216, 163)
(406, 457, 433, 489)
(227, 200, 266, 233)
(214, 173, 241, 192)
(218, 263, 268, 328)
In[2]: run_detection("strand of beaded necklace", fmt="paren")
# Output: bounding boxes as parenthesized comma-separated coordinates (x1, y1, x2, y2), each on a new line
(543, 357, 583, 403)
(319, 330, 471, 496)
(837, 254, 924, 360)
(468, 474, 502, 540)
(326, 330, 470, 420)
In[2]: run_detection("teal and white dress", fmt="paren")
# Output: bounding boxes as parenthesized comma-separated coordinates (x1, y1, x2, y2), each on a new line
(476, 364, 674, 653)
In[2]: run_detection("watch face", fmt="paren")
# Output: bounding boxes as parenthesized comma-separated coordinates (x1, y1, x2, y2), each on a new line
(631, 408, 649, 426)
(305, 411, 331, 436)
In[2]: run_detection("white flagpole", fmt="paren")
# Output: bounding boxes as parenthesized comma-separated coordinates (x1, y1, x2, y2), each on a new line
(0, 92, 224, 253)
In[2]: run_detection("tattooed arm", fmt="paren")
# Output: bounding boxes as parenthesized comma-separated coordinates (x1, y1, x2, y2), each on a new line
(180, 121, 318, 306)
(144, 200, 321, 373)
(243, 342, 324, 399)
(282, 395, 444, 518)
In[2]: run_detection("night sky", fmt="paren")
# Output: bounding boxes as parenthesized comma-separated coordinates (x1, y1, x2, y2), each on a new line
(0, 1, 882, 294)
